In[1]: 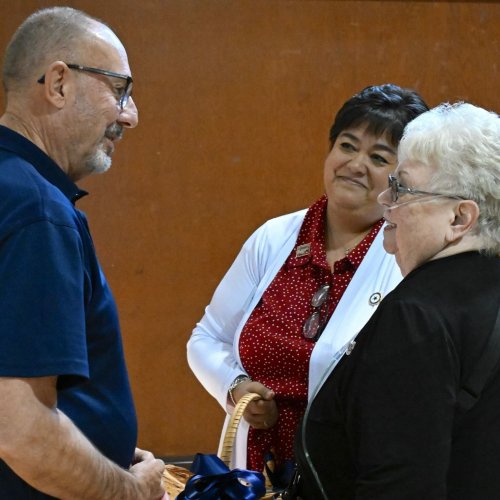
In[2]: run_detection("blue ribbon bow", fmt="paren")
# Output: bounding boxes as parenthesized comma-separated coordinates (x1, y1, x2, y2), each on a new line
(177, 453, 266, 499)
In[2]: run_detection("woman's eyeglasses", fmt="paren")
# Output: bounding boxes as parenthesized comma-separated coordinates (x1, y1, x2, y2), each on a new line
(387, 175, 466, 203)
(303, 284, 330, 341)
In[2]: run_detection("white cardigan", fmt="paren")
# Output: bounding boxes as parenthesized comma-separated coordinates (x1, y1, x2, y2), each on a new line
(187, 208, 402, 468)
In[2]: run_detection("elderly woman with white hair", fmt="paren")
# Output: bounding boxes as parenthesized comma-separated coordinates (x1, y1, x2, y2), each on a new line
(290, 102, 500, 500)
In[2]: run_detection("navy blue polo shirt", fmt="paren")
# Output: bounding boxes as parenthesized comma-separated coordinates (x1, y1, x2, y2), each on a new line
(0, 125, 137, 497)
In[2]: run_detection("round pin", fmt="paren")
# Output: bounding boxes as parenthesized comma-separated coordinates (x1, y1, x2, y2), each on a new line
(369, 292, 382, 306)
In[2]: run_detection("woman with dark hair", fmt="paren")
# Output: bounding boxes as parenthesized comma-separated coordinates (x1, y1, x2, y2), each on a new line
(188, 84, 429, 489)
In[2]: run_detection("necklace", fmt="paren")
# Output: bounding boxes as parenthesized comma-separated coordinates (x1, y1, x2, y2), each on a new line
(341, 229, 372, 256)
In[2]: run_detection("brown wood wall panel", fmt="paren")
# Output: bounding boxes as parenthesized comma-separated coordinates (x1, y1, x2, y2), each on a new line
(1, 0, 498, 456)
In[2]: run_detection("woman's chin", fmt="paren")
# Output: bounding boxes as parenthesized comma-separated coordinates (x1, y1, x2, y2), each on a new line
(382, 226, 397, 255)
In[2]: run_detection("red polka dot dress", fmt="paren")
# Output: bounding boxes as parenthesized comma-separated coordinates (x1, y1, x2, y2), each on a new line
(238, 195, 383, 478)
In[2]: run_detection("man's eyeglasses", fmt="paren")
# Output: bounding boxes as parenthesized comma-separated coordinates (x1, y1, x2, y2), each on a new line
(303, 284, 330, 341)
(37, 63, 133, 110)
(387, 174, 466, 203)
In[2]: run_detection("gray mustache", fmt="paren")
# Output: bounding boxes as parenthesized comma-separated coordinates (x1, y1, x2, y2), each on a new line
(105, 124, 123, 141)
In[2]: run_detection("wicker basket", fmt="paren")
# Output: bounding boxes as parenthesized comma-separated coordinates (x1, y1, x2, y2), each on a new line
(162, 392, 275, 499)
(162, 463, 194, 498)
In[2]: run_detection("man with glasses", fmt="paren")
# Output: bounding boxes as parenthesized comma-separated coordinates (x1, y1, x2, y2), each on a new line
(0, 7, 165, 499)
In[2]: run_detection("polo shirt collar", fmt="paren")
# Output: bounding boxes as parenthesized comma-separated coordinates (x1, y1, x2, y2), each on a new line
(0, 125, 88, 204)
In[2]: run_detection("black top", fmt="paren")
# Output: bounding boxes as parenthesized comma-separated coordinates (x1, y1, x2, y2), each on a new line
(295, 252, 500, 499)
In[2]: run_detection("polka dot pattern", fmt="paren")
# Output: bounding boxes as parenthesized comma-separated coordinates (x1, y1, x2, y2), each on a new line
(238, 195, 383, 473)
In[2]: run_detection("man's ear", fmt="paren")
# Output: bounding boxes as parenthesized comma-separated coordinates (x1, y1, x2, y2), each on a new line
(446, 199, 480, 243)
(39, 61, 72, 109)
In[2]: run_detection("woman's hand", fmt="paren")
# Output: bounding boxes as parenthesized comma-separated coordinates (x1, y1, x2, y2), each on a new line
(233, 380, 278, 430)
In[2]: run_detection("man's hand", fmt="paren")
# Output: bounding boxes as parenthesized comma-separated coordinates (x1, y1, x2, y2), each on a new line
(233, 380, 278, 429)
(129, 448, 166, 500)
(0, 377, 166, 500)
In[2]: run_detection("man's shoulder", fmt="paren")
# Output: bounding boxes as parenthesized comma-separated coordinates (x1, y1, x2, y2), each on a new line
(0, 153, 79, 236)
(1, 150, 46, 195)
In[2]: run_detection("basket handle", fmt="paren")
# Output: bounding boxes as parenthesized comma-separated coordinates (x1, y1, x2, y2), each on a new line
(219, 392, 261, 467)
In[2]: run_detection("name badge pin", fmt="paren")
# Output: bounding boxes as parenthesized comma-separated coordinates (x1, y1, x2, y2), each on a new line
(295, 243, 311, 258)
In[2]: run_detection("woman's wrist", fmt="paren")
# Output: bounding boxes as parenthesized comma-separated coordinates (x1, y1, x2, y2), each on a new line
(227, 375, 251, 406)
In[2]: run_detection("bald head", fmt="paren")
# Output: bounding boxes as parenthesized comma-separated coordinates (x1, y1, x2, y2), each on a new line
(2, 7, 114, 94)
